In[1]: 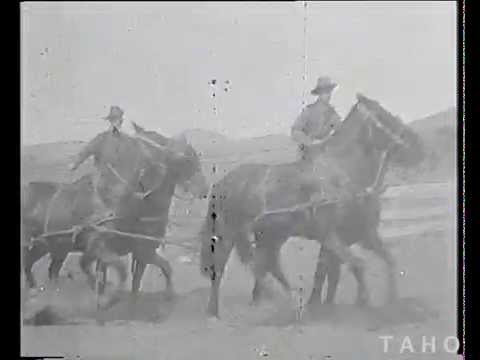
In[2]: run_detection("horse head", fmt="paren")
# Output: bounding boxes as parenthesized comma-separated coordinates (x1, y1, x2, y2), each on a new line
(306, 93, 424, 190)
(350, 93, 425, 168)
(132, 123, 209, 200)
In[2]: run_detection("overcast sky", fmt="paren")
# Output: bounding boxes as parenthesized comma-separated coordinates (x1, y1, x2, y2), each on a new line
(21, 1, 456, 145)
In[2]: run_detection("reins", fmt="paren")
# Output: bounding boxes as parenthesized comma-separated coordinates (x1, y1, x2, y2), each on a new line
(30, 214, 188, 250)
(258, 146, 392, 220)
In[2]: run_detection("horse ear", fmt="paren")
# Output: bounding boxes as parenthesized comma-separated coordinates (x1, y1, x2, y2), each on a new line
(131, 121, 145, 134)
(356, 93, 368, 104)
(356, 121, 370, 144)
(175, 133, 189, 147)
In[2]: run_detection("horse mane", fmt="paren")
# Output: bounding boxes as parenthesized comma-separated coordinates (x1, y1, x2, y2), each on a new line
(356, 93, 406, 132)
(21, 181, 59, 210)
(319, 100, 365, 153)
(131, 121, 171, 147)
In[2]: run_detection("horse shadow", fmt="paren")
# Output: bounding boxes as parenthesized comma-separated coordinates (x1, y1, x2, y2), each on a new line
(23, 278, 439, 330)
(22, 277, 178, 326)
(255, 296, 440, 331)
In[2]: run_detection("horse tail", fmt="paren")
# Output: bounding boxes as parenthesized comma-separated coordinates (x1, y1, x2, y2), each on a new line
(199, 188, 255, 268)
(232, 227, 254, 265)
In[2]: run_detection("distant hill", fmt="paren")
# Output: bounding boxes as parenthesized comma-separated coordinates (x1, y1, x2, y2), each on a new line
(21, 108, 457, 185)
(21, 141, 93, 184)
(387, 107, 457, 184)
(179, 128, 229, 150)
(178, 129, 294, 159)
(409, 107, 456, 135)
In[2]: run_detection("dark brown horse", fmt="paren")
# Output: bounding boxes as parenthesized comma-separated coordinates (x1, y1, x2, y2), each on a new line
(22, 125, 208, 297)
(198, 94, 424, 317)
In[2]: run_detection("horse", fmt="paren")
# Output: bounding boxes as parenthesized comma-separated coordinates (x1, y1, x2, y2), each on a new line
(198, 93, 425, 317)
(82, 124, 209, 298)
(22, 125, 209, 298)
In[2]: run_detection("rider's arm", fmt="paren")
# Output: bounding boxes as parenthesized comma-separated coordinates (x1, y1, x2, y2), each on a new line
(291, 129, 313, 146)
(69, 133, 103, 171)
(310, 109, 342, 147)
(291, 109, 314, 146)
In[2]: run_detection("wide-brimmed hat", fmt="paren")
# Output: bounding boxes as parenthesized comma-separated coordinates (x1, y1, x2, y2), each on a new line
(102, 106, 124, 121)
(311, 77, 338, 95)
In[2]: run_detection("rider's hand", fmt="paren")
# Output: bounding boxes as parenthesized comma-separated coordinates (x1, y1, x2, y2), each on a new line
(312, 139, 326, 148)
(310, 192, 325, 203)
(291, 130, 313, 147)
(68, 163, 78, 172)
(132, 192, 146, 200)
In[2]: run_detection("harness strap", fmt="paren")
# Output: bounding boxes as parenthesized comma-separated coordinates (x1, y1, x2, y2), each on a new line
(357, 103, 407, 147)
(259, 166, 272, 213)
(256, 145, 392, 223)
(365, 147, 392, 195)
(135, 134, 170, 152)
(138, 216, 164, 222)
(43, 186, 64, 234)
(106, 162, 128, 184)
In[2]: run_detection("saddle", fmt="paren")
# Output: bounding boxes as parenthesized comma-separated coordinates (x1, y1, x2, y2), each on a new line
(262, 154, 355, 214)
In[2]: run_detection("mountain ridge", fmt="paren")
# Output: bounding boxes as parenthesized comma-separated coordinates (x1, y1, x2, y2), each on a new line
(21, 107, 457, 184)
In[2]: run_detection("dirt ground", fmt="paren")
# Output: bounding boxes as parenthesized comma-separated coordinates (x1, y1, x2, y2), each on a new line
(21, 182, 459, 360)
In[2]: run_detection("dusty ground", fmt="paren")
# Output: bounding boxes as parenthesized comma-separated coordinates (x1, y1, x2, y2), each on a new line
(21, 182, 459, 360)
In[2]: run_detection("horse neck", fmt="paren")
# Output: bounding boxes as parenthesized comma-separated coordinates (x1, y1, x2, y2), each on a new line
(139, 168, 179, 215)
(100, 134, 147, 183)
(322, 116, 384, 189)
(333, 143, 382, 189)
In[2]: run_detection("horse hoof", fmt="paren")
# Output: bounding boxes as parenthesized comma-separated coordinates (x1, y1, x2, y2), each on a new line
(95, 317, 106, 326)
(249, 298, 260, 307)
(306, 295, 323, 308)
(351, 257, 366, 271)
(164, 289, 176, 302)
(206, 315, 227, 329)
(206, 303, 219, 318)
(355, 293, 370, 307)
(106, 294, 123, 309)
(386, 292, 399, 305)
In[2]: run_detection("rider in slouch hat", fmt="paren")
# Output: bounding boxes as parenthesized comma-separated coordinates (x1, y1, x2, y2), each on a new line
(291, 77, 342, 160)
(69, 106, 126, 172)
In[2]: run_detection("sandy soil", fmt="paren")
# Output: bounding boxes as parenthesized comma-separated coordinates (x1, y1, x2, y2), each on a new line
(21, 182, 459, 360)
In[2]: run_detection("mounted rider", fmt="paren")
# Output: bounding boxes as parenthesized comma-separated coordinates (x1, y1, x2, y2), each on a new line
(290, 77, 355, 202)
(69, 106, 126, 172)
(69, 106, 165, 214)
(291, 76, 342, 161)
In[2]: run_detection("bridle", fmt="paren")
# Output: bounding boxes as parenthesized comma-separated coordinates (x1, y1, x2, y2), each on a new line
(356, 102, 408, 148)
(135, 162, 169, 200)
(354, 102, 411, 194)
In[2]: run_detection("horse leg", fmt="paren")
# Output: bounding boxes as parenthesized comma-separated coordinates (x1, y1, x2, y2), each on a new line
(308, 246, 329, 305)
(324, 251, 342, 304)
(131, 260, 147, 295)
(367, 233, 398, 304)
(323, 232, 369, 306)
(206, 238, 234, 318)
(79, 253, 97, 290)
(48, 239, 73, 283)
(351, 262, 370, 306)
(91, 243, 128, 311)
(93, 244, 127, 288)
(48, 254, 67, 283)
(251, 244, 268, 305)
(251, 244, 283, 305)
(308, 246, 341, 305)
(270, 252, 291, 295)
(23, 242, 48, 288)
(94, 261, 108, 295)
(141, 251, 173, 296)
